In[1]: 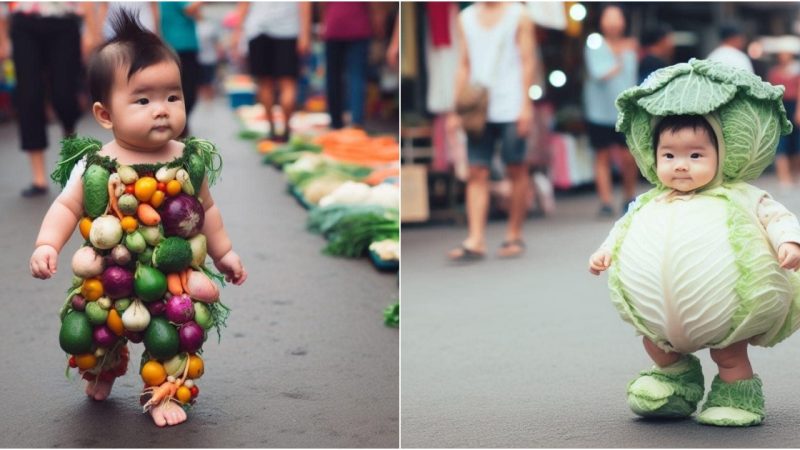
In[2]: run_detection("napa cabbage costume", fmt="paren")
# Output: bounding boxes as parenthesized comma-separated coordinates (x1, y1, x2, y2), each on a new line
(53, 136, 229, 413)
(600, 59, 800, 426)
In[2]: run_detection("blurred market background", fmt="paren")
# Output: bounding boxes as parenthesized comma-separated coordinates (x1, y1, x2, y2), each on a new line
(1, 1, 399, 447)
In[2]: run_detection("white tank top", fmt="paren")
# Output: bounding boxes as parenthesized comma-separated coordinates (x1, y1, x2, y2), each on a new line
(243, 2, 300, 40)
(460, 3, 524, 123)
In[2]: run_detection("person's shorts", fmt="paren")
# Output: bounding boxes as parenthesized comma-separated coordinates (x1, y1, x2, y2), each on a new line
(777, 100, 800, 156)
(586, 121, 628, 151)
(248, 34, 299, 78)
(467, 122, 526, 166)
(198, 63, 216, 85)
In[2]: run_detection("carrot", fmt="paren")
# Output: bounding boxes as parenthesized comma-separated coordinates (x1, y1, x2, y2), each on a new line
(179, 269, 190, 294)
(106, 309, 124, 336)
(141, 381, 179, 412)
(108, 182, 124, 219)
(363, 166, 400, 185)
(137, 203, 161, 226)
(167, 273, 183, 296)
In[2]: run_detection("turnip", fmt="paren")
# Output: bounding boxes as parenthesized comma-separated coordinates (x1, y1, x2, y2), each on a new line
(121, 299, 150, 332)
(93, 325, 117, 347)
(147, 300, 167, 316)
(111, 244, 132, 266)
(185, 269, 219, 303)
(89, 215, 123, 250)
(178, 321, 204, 353)
(166, 294, 194, 324)
(101, 266, 134, 299)
(71, 246, 105, 278)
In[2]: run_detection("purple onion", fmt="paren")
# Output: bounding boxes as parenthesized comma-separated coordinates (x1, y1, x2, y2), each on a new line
(178, 321, 204, 353)
(160, 194, 205, 238)
(101, 266, 134, 299)
(93, 325, 117, 347)
(124, 330, 144, 343)
(147, 300, 166, 316)
(71, 295, 86, 312)
(165, 294, 195, 324)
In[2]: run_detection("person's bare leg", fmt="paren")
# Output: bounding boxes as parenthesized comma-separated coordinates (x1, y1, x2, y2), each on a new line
(497, 163, 528, 257)
(775, 155, 793, 187)
(619, 146, 639, 201)
(449, 166, 489, 258)
(643, 336, 682, 367)
(85, 378, 115, 401)
(29, 150, 47, 187)
(709, 340, 753, 383)
(278, 77, 297, 139)
(150, 401, 188, 427)
(256, 77, 275, 136)
(594, 148, 613, 206)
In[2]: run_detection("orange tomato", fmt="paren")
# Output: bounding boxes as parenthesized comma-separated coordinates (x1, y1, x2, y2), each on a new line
(176, 386, 192, 403)
(75, 353, 97, 370)
(165, 180, 182, 196)
(106, 309, 124, 336)
(150, 190, 165, 208)
(81, 278, 103, 301)
(79, 217, 92, 240)
(186, 354, 204, 379)
(134, 177, 158, 202)
(120, 216, 138, 233)
(140, 360, 167, 386)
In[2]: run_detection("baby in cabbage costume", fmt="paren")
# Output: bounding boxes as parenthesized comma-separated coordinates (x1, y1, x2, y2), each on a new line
(589, 59, 800, 427)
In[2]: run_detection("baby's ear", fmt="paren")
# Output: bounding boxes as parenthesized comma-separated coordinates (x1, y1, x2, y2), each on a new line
(92, 102, 113, 130)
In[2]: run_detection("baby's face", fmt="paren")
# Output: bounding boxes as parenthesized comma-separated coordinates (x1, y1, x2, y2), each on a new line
(106, 60, 186, 150)
(655, 127, 718, 192)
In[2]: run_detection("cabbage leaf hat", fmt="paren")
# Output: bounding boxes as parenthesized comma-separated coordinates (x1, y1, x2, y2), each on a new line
(615, 58, 792, 188)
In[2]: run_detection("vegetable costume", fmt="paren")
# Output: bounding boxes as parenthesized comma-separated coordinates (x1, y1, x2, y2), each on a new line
(54, 136, 229, 413)
(602, 58, 800, 425)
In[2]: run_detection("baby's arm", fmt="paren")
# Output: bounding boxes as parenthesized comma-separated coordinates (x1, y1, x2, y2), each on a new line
(30, 181, 84, 279)
(588, 215, 627, 275)
(198, 179, 247, 285)
(758, 195, 800, 270)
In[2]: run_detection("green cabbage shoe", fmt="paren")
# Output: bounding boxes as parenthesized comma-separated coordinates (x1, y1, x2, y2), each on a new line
(696, 375, 764, 427)
(627, 354, 704, 418)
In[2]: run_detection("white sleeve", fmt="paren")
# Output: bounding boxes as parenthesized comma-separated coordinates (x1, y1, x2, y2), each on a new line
(64, 157, 87, 190)
(757, 195, 800, 250)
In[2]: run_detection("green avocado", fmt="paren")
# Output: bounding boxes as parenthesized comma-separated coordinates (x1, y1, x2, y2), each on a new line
(143, 317, 179, 359)
(134, 264, 167, 302)
(59, 311, 93, 354)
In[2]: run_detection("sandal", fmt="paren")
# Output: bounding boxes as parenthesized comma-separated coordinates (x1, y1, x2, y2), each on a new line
(448, 245, 485, 262)
(497, 239, 525, 258)
(21, 184, 48, 198)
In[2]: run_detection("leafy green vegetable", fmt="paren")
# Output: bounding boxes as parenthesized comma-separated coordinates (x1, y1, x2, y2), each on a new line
(383, 302, 399, 328)
(308, 205, 399, 257)
(616, 58, 791, 187)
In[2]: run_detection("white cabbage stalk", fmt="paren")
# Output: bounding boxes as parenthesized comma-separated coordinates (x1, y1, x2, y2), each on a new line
(615, 196, 793, 353)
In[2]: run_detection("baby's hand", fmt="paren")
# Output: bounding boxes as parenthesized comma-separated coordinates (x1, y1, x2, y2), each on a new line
(778, 242, 800, 270)
(589, 249, 612, 275)
(213, 250, 247, 285)
(30, 245, 58, 279)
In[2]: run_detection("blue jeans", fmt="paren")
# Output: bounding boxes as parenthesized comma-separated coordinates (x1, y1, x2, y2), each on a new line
(325, 39, 369, 128)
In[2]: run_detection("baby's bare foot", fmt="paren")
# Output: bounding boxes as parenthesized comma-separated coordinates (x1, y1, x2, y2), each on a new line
(85, 378, 115, 401)
(150, 401, 187, 427)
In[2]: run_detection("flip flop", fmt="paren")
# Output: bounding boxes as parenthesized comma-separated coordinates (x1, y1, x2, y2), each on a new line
(448, 245, 486, 262)
(497, 239, 525, 258)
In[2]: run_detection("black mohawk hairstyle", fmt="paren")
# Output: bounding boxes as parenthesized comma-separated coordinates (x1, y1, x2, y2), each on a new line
(88, 8, 180, 104)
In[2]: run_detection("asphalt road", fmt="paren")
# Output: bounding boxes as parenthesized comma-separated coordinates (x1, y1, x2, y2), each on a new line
(0, 98, 398, 447)
(401, 178, 800, 447)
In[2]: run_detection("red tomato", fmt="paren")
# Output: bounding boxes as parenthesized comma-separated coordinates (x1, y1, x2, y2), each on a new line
(125, 184, 135, 194)
(157, 182, 166, 192)
(190, 386, 199, 397)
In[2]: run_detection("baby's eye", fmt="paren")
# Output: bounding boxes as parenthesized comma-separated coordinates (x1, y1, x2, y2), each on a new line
(168, 95, 181, 102)
(662, 153, 674, 159)
(135, 98, 149, 105)
(690, 153, 702, 159)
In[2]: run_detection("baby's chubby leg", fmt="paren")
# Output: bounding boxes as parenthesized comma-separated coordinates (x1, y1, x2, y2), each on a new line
(697, 341, 763, 426)
(626, 337, 705, 418)
(709, 340, 752, 382)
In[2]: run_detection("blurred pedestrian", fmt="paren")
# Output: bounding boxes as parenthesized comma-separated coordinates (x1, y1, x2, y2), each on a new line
(447, 2, 535, 261)
(0, 2, 93, 197)
(707, 23, 753, 73)
(232, 2, 311, 142)
(196, 16, 222, 102)
(583, 5, 639, 217)
(159, 2, 202, 137)
(638, 24, 673, 84)
(321, 2, 375, 130)
(768, 45, 800, 187)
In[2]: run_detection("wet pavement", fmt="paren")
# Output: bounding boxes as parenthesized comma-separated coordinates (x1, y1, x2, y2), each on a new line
(0, 98, 398, 447)
(401, 177, 800, 447)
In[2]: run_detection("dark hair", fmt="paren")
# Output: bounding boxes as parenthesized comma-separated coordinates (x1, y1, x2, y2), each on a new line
(87, 9, 180, 105)
(641, 24, 672, 48)
(719, 23, 743, 41)
(652, 115, 719, 152)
